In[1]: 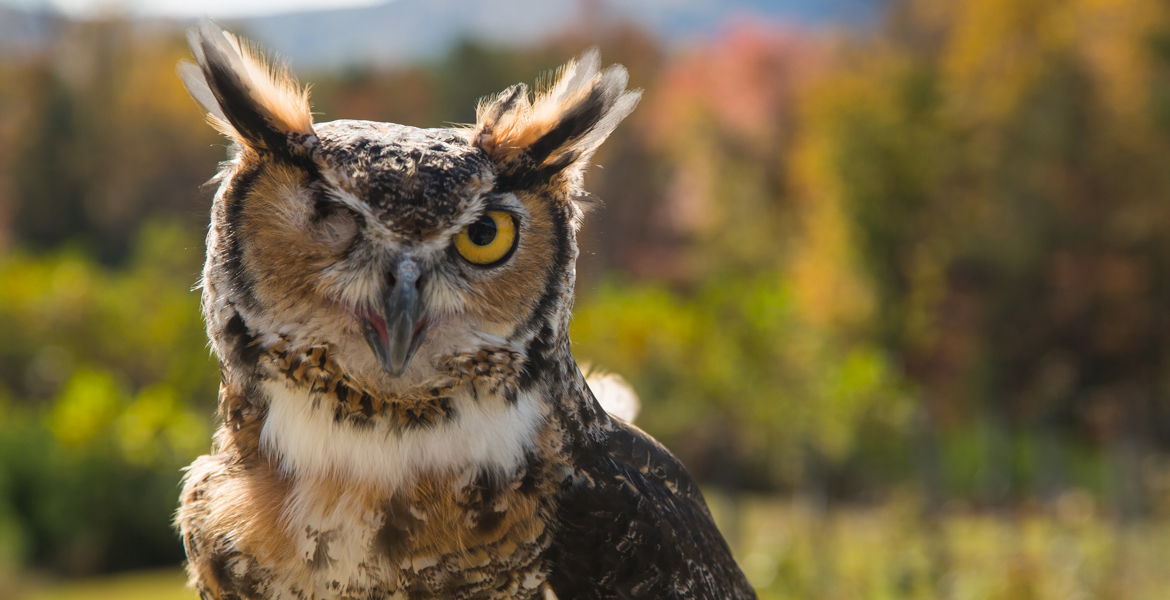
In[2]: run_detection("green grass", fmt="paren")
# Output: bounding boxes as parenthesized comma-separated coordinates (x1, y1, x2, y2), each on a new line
(10, 494, 1170, 600)
(17, 569, 194, 600)
(707, 493, 1170, 600)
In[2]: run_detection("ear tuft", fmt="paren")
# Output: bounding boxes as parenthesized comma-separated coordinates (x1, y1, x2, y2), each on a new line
(471, 49, 641, 190)
(179, 20, 315, 155)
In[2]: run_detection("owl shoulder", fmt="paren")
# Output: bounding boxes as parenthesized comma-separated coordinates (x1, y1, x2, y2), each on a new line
(545, 417, 757, 600)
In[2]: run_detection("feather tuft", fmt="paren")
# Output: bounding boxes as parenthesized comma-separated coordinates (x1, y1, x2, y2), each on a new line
(180, 20, 314, 153)
(470, 49, 640, 190)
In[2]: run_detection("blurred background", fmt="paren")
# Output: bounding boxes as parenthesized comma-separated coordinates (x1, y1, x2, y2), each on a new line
(2, 0, 1170, 598)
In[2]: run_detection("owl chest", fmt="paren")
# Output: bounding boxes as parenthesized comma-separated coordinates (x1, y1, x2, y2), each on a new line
(265, 475, 555, 600)
(194, 381, 564, 599)
(183, 438, 563, 600)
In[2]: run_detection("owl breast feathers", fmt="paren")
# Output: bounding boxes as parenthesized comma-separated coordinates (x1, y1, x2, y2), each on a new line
(175, 21, 756, 600)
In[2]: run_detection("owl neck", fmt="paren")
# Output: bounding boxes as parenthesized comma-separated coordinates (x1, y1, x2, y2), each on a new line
(208, 304, 610, 490)
(513, 304, 614, 444)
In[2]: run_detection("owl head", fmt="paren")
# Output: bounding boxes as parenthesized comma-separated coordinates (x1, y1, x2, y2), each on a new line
(180, 23, 639, 392)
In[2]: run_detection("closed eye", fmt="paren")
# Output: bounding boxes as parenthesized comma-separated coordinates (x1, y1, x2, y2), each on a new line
(310, 194, 361, 242)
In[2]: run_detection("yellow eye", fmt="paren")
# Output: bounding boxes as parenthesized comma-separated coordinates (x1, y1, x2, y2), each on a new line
(453, 210, 517, 266)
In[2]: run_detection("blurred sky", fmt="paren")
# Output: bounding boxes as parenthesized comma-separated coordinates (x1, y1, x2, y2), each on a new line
(3, 0, 385, 18)
(1, 0, 885, 69)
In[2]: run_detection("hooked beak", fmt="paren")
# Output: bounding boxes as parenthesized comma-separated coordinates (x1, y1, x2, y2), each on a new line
(360, 256, 428, 377)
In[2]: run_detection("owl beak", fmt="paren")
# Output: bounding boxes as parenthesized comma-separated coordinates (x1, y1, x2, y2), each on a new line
(361, 256, 427, 377)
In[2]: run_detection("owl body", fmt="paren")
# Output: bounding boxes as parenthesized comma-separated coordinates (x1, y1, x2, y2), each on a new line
(177, 23, 755, 600)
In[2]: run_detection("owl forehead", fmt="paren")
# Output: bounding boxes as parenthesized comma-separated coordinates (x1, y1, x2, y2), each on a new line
(314, 120, 496, 236)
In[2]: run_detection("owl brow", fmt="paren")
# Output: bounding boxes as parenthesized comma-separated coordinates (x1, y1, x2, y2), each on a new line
(482, 193, 525, 218)
(324, 187, 397, 239)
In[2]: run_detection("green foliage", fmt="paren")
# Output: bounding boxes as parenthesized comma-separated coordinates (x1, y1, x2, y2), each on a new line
(572, 276, 910, 487)
(719, 494, 1170, 600)
(3, 0, 1170, 582)
(0, 222, 217, 575)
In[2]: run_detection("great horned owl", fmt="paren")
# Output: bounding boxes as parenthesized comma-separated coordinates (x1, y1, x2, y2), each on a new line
(176, 22, 755, 600)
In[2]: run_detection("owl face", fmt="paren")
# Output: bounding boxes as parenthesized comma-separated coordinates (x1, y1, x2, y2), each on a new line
(221, 121, 567, 384)
(182, 23, 638, 389)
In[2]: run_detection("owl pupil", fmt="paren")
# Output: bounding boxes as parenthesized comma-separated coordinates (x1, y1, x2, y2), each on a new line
(468, 216, 497, 246)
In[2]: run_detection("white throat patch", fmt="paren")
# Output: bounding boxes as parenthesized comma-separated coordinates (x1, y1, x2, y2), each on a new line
(259, 379, 546, 492)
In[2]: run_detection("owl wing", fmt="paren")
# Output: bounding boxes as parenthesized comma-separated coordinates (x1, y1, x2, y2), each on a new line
(545, 418, 757, 600)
